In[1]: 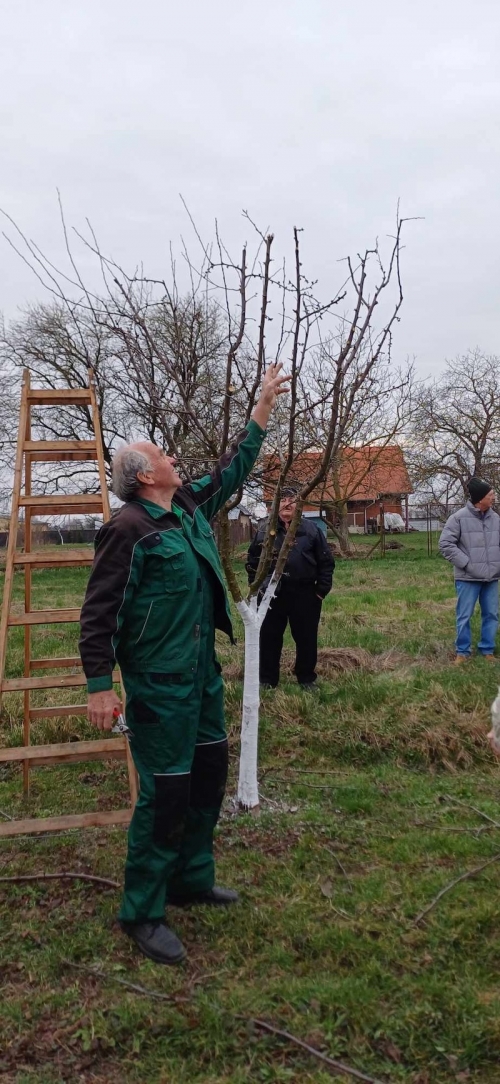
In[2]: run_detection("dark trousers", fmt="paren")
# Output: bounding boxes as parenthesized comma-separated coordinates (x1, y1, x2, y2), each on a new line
(119, 659, 227, 924)
(259, 584, 322, 686)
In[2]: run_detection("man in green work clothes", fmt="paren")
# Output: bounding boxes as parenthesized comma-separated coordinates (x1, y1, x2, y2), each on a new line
(79, 365, 289, 965)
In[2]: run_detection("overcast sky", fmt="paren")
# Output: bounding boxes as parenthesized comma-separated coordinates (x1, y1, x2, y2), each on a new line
(1, 0, 499, 377)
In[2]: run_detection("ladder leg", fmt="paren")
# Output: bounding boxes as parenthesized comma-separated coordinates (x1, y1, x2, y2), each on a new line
(125, 740, 139, 807)
(0, 372, 29, 709)
(23, 593, 31, 798)
(23, 386, 32, 798)
(88, 370, 111, 521)
(23, 559, 31, 797)
(120, 681, 138, 806)
(93, 371, 137, 809)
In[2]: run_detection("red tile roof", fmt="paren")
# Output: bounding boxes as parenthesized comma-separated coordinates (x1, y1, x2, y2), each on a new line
(263, 445, 412, 504)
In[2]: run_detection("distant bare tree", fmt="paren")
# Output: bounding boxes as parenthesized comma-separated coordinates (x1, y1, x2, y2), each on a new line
(409, 350, 500, 514)
(0, 292, 233, 492)
(0, 302, 126, 498)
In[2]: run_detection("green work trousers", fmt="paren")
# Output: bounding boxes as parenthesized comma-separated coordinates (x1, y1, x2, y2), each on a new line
(118, 567, 227, 924)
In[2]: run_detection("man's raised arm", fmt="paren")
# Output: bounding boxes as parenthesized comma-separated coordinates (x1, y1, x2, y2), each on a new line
(184, 364, 289, 521)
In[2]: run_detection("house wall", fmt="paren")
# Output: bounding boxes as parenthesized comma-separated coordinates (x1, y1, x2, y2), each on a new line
(302, 499, 404, 525)
(264, 498, 407, 534)
(346, 499, 403, 528)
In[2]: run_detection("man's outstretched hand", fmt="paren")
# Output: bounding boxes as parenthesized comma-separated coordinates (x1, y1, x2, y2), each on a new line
(252, 363, 290, 429)
(88, 689, 122, 731)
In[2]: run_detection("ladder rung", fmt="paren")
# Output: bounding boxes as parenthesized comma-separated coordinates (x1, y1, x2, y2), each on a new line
(30, 703, 87, 720)
(31, 657, 82, 670)
(1, 670, 119, 692)
(26, 451, 98, 463)
(0, 809, 132, 838)
(8, 609, 81, 626)
(27, 389, 92, 406)
(25, 440, 97, 451)
(0, 737, 127, 765)
(19, 495, 103, 515)
(14, 550, 94, 568)
(2, 674, 86, 692)
(25, 440, 97, 463)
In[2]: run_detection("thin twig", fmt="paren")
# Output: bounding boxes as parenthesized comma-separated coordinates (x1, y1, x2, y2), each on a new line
(188, 968, 230, 987)
(286, 768, 350, 777)
(0, 871, 120, 889)
(265, 776, 339, 790)
(413, 821, 496, 835)
(325, 845, 353, 890)
(63, 959, 189, 1001)
(0, 809, 13, 821)
(414, 852, 500, 926)
(330, 905, 354, 920)
(257, 792, 283, 810)
(246, 1018, 384, 1084)
(442, 796, 500, 828)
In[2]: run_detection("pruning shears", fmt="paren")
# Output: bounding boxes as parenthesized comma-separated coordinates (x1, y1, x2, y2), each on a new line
(111, 707, 133, 741)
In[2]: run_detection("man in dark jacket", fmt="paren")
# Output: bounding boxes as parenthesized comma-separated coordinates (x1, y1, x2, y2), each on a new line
(79, 365, 289, 965)
(439, 476, 500, 663)
(246, 490, 334, 689)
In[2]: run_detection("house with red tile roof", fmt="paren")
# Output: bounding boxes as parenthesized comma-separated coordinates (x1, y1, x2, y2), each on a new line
(263, 445, 412, 531)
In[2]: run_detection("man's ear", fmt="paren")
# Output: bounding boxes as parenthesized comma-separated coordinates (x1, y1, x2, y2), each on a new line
(137, 470, 155, 487)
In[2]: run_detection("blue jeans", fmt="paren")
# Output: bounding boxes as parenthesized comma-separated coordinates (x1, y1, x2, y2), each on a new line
(455, 579, 499, 656)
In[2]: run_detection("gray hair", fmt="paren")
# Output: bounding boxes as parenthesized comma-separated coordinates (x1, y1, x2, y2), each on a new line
(112, 446, 153, 502)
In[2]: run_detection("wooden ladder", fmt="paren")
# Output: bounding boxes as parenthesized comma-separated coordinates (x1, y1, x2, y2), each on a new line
(0, 369, 138, 838)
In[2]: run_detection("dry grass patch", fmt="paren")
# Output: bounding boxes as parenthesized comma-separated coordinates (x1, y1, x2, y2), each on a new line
(223, 645, 411, 682)
(316, 646, 409, 675)
(352, 710, 488, 770)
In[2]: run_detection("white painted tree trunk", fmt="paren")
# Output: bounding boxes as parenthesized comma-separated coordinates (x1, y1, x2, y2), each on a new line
(236, 579, 278, 810)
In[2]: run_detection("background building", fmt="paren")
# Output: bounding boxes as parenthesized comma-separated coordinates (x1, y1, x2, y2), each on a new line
(263, 445, 412, 533)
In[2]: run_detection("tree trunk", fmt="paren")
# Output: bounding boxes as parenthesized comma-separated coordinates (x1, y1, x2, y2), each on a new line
(336, 508, 353, 556)
(236, 600, 261, 812)
(324, 505, 353, 557)
(236, 582, 278, 812)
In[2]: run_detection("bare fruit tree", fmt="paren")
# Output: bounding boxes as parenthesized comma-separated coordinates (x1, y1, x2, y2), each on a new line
(233, 218, 409, 808)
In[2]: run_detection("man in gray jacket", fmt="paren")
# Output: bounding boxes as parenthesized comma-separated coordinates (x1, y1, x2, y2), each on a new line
(439, 477, 500, 663)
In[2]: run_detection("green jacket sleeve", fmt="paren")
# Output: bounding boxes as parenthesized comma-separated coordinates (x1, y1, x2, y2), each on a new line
(182, 420, 266, 521)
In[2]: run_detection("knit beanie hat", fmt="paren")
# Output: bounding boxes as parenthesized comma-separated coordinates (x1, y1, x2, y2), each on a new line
(467, 476, 493, 505)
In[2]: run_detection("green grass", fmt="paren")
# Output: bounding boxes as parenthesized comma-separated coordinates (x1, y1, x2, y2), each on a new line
(2, 534, 500, 1082)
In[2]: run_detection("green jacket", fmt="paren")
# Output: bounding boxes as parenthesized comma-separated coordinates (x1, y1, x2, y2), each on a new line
(79, 421, 265, 693)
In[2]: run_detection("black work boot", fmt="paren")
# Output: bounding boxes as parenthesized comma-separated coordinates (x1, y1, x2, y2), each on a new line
(169, 886, 239, 908)
(120, 920, 186, 964)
